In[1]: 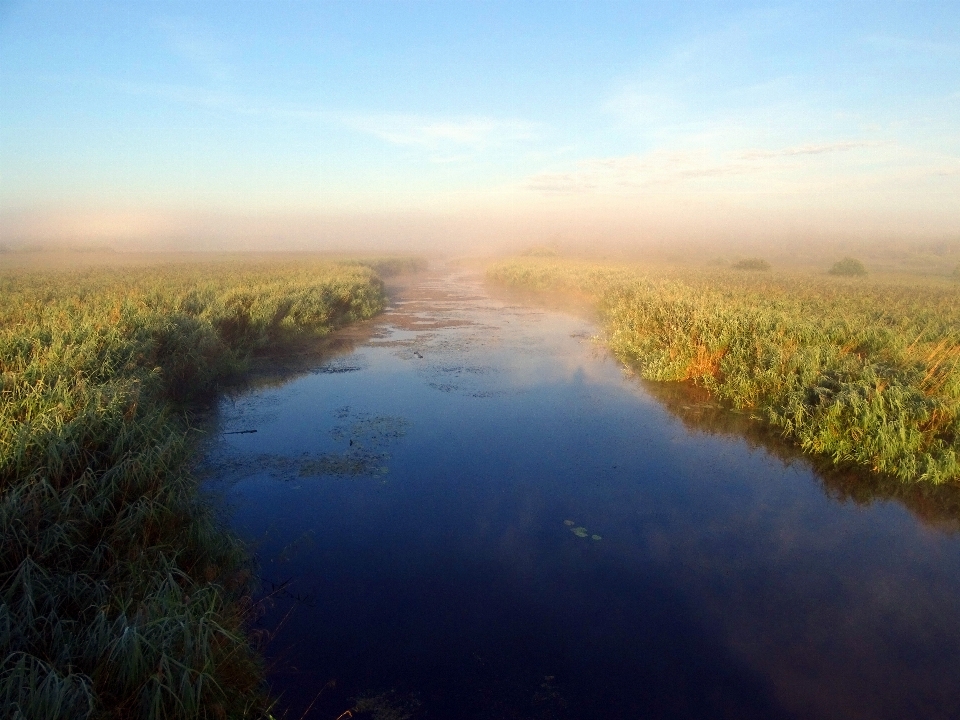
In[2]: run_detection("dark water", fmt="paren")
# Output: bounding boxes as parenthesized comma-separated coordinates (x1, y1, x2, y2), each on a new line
(203, 270, 960, 720)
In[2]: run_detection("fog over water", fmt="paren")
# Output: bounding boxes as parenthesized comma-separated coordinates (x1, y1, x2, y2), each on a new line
(203, 269, 960, 719)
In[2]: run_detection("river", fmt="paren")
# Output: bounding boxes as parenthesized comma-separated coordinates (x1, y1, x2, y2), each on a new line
(202, 268, 960, 720)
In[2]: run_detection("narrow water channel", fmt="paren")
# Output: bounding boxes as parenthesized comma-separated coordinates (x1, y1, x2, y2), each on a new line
(203, 269, 960, 720)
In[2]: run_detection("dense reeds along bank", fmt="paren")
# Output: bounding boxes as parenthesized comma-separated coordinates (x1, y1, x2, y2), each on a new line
(0, 257, 398, 719)
(489, 258, 960, 484)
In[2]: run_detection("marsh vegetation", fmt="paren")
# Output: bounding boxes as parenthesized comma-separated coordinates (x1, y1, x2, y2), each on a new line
(0, 255, 412, 718)
(488, 257, 960, 483)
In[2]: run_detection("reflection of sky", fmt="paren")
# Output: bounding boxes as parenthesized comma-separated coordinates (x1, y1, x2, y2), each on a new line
(204, 271, 960, 719)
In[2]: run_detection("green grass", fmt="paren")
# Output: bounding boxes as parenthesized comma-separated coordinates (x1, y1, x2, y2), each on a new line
(1, 257, 397, 718)
(488, 257, 960, 483)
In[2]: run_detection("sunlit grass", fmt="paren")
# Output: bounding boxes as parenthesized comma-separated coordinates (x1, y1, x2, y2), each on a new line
(488, 257, 960, 483)
(1, 257, 400, 718)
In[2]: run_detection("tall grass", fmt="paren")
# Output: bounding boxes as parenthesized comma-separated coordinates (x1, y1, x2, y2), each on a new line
(488, 258, 960, 483)
(346, 256, 428, 278)
(1, 258, 391, 718)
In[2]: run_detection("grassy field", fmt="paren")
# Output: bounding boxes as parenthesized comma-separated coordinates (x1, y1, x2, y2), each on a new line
(488, 257, 960, 484)
(0, 256, 409, 719)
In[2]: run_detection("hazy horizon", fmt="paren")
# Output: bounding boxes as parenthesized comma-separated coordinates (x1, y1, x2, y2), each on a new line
(2, 1, 958, 254)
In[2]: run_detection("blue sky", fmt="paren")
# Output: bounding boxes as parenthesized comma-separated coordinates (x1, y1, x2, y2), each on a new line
(1, 1, 958, 249)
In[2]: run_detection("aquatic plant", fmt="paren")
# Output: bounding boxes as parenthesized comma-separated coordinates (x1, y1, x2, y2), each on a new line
(350, 690, 421, 720)
(829, 257, 868, 276)
(565, 520, 600, 539)
(489, 258, 960, 483)
(0, 258, 390, 717)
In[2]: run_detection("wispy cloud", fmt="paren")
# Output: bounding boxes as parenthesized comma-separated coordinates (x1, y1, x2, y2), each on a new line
(101, 81, 539, 155)
(154, 18, 235, 82)
(343, 114, 539, 151)
(104, 77, 327, 121)
(739, 141, 884, 160)
(528, 155, 653, 194)
(84, 72, 539, 167)
(526, 140, 911, 195)
(862, 33, 960, 60)
(527, 150, 742, 194)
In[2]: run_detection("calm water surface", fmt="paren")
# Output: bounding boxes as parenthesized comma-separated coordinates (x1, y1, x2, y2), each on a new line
(203, 269, 960, 720)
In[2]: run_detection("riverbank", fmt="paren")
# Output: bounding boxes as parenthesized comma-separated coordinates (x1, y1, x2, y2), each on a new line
(0, 256, 414, 718)
(488, 257, 960, 483)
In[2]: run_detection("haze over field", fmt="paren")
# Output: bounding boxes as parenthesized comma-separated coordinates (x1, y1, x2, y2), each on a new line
(1, 1, 958, 254)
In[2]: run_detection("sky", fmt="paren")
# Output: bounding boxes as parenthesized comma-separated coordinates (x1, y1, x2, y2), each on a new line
(1, 1, 958, 252)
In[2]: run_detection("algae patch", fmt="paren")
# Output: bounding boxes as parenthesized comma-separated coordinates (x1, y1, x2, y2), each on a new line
(300, 407, 411, 477)
(299, 453, 389, 478)
(302, 409, 412, 478)
(351, 690, 421, 720)
(207, 407, 411, 481)
(565, 520, 601, 540)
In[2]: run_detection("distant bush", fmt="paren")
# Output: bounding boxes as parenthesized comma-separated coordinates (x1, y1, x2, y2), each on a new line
(520, 245, 559, 258)
(953, 263, 960, 280)
(829, 257, 867, 276)
(732, 258, 770, 271)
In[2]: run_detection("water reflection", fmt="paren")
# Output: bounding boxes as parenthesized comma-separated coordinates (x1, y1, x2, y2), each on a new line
(642, 380, 960, 532)
(203, 269, 960, 720)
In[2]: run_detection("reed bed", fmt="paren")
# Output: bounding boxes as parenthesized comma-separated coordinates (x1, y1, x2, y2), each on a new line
(1, 258, 391, 718)
(488, 258, 960, 483)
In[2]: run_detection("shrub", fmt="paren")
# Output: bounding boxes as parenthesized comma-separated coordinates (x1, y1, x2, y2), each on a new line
(829, 257, 867, 276)
(520, 246, 559, 258)
(733, 258, 770, 271)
